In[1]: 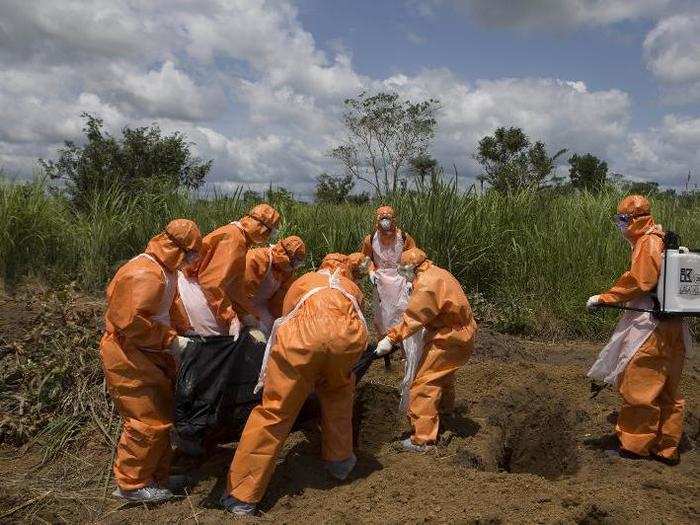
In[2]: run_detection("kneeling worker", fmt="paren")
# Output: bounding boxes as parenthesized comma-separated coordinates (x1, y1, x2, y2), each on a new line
(100, 219, 202, 502)
(375, 248, 477, 452)
(587, 195, 690, 465)
(222, 253, 370, 516)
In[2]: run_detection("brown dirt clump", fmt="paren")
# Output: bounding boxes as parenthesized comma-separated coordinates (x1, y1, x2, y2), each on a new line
(0, 285, 698, 524)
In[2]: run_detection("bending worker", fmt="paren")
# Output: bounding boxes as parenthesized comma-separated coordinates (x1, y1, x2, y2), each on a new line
(243, 235, 307, 335)
(100, 219, 202, 503)
(196, 204, 281, 337)
(587, 195, 690, 465)
(361, 206, 417, 359)
(222, 253, 370, 516)
(375, 248, 477, 452)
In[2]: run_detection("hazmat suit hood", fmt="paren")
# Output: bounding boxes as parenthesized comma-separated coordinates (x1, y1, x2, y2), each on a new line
(146, 219, 202, 272)
(319, 253, 351, 279)
(271, 236, 307, 274)
(239, 204, 281, 244)
(375, 205, 398, 237)
(616, 195, 661, 245)
(347, 252, 371, 282)
(400, 247, 431, 275)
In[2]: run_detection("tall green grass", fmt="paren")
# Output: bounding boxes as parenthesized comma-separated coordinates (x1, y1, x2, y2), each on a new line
(1, 175, 698, 338)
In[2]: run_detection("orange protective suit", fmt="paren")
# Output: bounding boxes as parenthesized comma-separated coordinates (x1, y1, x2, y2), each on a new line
(243, 236, 305, 331)
(360, 205, 416, 273)
(227, 266, 368, 503)
(597, 195, 686, 460)
(196, 204, 280, 330)
(386, 248, 477, 445)
(100, 219, 202, 491)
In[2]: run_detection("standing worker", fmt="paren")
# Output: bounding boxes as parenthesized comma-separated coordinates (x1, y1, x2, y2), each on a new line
(196, 204, 280, 338)
(360, 205, 417, 367)
(375, 248, 477, 452)
(100, 219, 202, 502)
(221, 252, 369, 516)
(587, 195, 690, 465)
(243, 235, 307, 335)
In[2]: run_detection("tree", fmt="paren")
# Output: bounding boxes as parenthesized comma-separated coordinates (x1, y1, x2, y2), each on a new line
(329, 91, 440, 197)
(568, 153, 609, 192)
(473, 127, 567, 193)
(314, 173, 355, 204)
(409, 154, 439, 187)
(41, 113, 211, 210)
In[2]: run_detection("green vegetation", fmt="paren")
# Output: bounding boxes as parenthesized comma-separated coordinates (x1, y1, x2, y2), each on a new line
(2, 174, 697, 339)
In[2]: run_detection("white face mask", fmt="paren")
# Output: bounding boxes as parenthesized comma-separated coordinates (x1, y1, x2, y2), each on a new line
(292, 258, 304, 270)
(379, 218, 392, 231)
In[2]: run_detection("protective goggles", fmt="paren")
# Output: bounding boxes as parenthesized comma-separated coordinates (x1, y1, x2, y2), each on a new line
(613, 212, 649, 230)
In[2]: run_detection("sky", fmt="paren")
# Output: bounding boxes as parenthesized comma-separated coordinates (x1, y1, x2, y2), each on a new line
(1, 0, 699, 198)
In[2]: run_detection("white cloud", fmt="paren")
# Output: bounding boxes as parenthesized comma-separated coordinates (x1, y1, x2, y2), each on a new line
(643, 14, 700, 104)
(0, 0, 698, 197)
(626, 115, 700, 186)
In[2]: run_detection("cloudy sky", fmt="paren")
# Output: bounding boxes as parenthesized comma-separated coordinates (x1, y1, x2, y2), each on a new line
(1, 0, 699, 197)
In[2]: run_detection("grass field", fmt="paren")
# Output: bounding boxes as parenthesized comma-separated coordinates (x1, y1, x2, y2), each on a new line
(1, 175, 698, 338)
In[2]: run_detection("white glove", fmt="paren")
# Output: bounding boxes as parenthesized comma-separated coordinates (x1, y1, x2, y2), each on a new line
(586, 295, 601, 312)
(249, 328, 267, 344)
(169, 336, 192, 359)
(229, 316, 241, 340)
(374, 336, 393, 356)
(369, 271, 377, 286)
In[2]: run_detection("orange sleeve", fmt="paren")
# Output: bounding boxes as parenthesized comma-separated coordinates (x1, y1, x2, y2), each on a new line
(387, 279, 440, 343)
(106, 269, 176, 350)
(236, 248, 269, 320)
(197, 232, 246, 325)
(403, 232, 416, 251)
(361, 234, 375, 272)
(598, 235, 663, 304)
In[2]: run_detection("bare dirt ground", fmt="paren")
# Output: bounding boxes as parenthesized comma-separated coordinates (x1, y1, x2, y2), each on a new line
(0, 287, 698, 524)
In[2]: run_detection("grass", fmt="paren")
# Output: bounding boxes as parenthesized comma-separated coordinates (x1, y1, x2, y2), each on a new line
(1, 175, 698, 338)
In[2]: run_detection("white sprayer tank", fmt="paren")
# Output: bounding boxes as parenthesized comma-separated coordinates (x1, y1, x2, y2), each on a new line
(656, 247, 700, 316)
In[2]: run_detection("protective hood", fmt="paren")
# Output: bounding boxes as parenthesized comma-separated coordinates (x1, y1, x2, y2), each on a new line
(616, 195, 657, 244)
(400, 247, 429, 271)
(319, 253, 351, 279)
(375, 205, 397, 235)
(146, 219, 202, 272)
(239, 204, 281, 244)
(347, 252, 371, 281)
(271, 236, 307, 273)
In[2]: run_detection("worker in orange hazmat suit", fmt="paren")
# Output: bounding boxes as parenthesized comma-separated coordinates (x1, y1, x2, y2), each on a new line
(100, 219, 202, 503)
(221, 252, 369, 516)
(376, 248, 477, 452)
(195, 204, 280, 338)
(586, 195, 689, 465)
(243, 235, 306, 335)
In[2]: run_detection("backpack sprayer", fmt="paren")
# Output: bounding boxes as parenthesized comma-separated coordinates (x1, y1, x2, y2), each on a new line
(593, 231, 700, 319)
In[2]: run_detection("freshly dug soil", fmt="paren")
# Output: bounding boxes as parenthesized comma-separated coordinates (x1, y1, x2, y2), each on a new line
(0, 287, 698, 524)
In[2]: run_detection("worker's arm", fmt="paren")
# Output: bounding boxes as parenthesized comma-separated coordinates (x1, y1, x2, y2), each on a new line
(238, 249, 269, 321)
(169, 292, 193, 335)
(387, 280, 440, 343)
(106, 269, 176, 350)
(598, 235, 663, 304)
(361, 234, 376, 273)
(198, 233, 247, 326)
